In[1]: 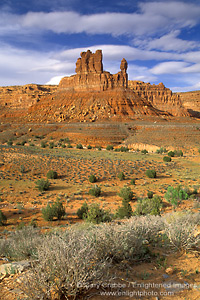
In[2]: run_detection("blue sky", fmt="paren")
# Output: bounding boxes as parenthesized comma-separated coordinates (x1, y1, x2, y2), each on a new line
(0, 0, 200, 92)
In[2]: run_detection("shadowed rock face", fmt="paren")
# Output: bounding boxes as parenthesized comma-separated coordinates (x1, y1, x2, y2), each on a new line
(59, 49, 128, 91)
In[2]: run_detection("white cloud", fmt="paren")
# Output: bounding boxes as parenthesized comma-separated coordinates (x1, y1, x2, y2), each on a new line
(150, 61, 189, 74)
(0, 1, 200, 38)
(135, 30, 199, 52)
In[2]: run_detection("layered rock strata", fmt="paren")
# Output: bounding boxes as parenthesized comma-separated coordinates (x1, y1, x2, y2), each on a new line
(59, 50, 128, 91)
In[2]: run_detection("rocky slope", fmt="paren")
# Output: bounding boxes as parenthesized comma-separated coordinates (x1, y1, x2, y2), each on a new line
(0, 49, 193, 123)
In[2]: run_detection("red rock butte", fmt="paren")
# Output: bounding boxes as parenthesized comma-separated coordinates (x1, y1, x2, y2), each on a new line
(59, 49, 128, 91)
(0, 49, 193, 123)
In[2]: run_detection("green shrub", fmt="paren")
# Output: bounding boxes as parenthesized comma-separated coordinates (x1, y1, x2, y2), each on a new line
(35, 179, 50, 192)
(76, 144, 83, 149)
(0, 210, 7, 225)
(163, 156, 171, 162)
(42, 199, 65, 221)
(89, 174, 97, 183)
(134, 195, 162, 216)
(49, 142, 55, 149)
(146, 169, 156, 178)
(106, 145, 114, 151)
(141, 149, 148, 154)
(87, 145, 92, 149)
(98, 146, 102, 151)
(67, 143, 73, 148)
(130, 178, 136, 185)
(118, 186, 133, 202)
(147, 191, 154, 199)
(41, 141, 47, 148)
(156, 147, 167, 154)
(174, 150, 183, 157)
(47, 170, 58, 179)
(7, 140, 13, 146)
(118, 172, 125, 181)
(21, 140, 26, 146)
(164, 186, 189, 210)
(115, 200, 133, 219)
(85, 203, 111, 224)
(168, 151, 175, 157)
(77, 202, 88, 219)
(20, 165, 26, 174)
(89, 185, 101, 197)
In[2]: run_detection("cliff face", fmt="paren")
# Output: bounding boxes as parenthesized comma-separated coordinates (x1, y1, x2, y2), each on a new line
(128, 81, 189, 117)
(177, 90, 200, 117)
(59, 50, 128, 91)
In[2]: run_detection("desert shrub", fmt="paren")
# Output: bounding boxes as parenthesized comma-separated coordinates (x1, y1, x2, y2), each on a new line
(49, 142, 55, 149)
(76, 144, 83, 149)
(130, 178, 136, 185)
(42, 199, 65, 221)
(20, 229, 108, 300)
(134, 195, 162, 216)
(0, 210, 7, 225)
(35, 179, 50, 192)
(21, 140, 26, 146)
(85, 203, 112, 224)
(77, 202, 89, 219)
(67, 143, 73, 148)
(41, 141, 47, 148)
(147, 191, 154, 199)
(98, 146, 102, 151)
(87, 145, 92, 149)
(7, 140, 13, 146)
(163, 212, 200, 251)
(146, 169, 156, 178)
(156, 147, 167, 154)
(20, 165, 26, 174)
(118, 172, 125, 181)
(0, 226, 41, 260)
(47, 170, 58, 179)
(168, 151, 175, 157)
(118, 186, 133, 201)
(119, 146, 129, 152)
(61, 144, 66, 148)
(89, 185, 101, 197)
(89, 174, 97, 183)
(164, 186, 189, 209)
(163, 156, 171, 162)
(141, 149, 148, 154)
(174, 149, 183, 157)
(106, 145, 113, 151)
(94, 215, 163, 263)
(115, 200, 133, 219)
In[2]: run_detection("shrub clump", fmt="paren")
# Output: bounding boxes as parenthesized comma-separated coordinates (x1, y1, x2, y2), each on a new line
(118, 186, 133, 202)
(168, 151, 175, 157)
(77, 202, 89, 219)
(35, 179, 50, 192)
(145, 169, 156, 178)
(141, 149, 148, 154)
(106, 145, 114, 151)
(164, 185, 189, 209)
(85, 203, 112, 224)
(42, 199, 66, 221)
(118, 172, 125, 181)
(89, 174, 97, 183)
(134, 195, 162, 216)
(163, 156, 171, 162)
(47, 170, 58, 179)
(89, 185, 101, 197)
(76, 144, 83, 149)
(0, 210, 7, 225)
